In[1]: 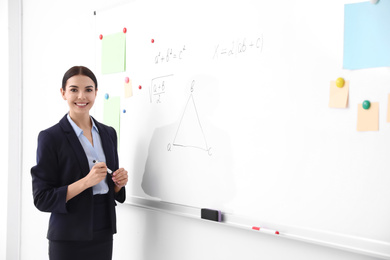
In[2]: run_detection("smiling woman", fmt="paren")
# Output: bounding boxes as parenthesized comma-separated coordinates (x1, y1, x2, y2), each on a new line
(31, 66, 129, 260)
(61, 74, 97, 133)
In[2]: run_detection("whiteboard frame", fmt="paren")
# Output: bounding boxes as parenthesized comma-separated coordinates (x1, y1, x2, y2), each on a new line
(125, 196, 390, 260)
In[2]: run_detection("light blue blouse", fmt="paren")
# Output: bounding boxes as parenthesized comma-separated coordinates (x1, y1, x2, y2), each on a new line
(67, 114, 109, 195)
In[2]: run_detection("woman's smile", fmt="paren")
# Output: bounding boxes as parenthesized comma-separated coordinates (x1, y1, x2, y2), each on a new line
(75, 102, 88, 107)
(61, 74, 97, 118)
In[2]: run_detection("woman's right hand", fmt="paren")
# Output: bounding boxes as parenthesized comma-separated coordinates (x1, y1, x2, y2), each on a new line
(66, 162, 108, 202)
(84, 162, 108, 188)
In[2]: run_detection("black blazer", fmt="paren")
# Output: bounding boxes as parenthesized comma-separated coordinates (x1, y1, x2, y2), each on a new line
(31, 114, 126, 241)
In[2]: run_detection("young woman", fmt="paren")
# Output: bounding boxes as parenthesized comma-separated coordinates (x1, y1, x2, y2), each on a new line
(31, 66, 128, 260)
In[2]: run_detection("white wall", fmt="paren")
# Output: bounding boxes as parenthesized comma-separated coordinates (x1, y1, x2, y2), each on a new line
(7, 0, 23, 258)
(20, 1, 382, 260)
(21, 0, 99, 258)
(0, 0, 9, 259)
(21, 0, 131, 258)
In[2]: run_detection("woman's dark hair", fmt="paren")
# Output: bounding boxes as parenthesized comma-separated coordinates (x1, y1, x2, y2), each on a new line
(61, 66, 98, 90)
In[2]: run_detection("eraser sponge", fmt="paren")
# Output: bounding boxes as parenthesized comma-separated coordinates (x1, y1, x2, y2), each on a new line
(201, 208, 222, 222)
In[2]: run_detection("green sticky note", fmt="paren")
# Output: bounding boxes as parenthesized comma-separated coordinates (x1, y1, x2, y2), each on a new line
(103, 96, 121, 141)
(101, 32, 126, 74)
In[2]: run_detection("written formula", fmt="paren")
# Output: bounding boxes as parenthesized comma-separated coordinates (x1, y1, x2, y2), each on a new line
(155, 45, 187, 64)
(149, 74, 174, 103)
(213, 35, 264, 59)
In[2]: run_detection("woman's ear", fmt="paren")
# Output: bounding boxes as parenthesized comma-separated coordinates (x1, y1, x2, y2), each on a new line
(60, 88, 67, 100)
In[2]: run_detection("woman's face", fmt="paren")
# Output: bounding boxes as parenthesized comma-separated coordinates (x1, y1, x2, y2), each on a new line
(61, 75, 97, 117)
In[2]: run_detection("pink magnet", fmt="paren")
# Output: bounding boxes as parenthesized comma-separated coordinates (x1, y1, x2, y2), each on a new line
(125, 77, 129, 83)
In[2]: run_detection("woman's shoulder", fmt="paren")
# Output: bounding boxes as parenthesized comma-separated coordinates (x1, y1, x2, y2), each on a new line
(42, 122, 61, 132)
(37, 115, 68, 141)
(37, 123, 61, 143)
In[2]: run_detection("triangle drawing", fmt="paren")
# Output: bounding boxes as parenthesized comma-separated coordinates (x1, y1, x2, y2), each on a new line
(172, 94, 210, 152)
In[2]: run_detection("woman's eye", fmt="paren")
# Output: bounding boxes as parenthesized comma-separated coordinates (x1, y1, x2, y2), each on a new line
(70, 89, 77, 92)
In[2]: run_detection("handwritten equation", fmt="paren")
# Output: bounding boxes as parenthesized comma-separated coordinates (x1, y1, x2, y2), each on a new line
(155, 46, 187, 64)
(149, 74, 174, 103)
(148, 35, 264, 104)
(213, 35, 264, 59)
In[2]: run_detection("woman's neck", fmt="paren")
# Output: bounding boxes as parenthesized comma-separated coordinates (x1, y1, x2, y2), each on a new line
(69, 112, 92, 130)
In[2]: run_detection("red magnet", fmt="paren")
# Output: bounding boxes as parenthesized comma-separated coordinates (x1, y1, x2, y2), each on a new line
(139, 85, 142, 90)
(99, 34, 103, 40)
(125, 77, 129, 83)
(151, 39, 155, 43)
(123, 27, 127, 33)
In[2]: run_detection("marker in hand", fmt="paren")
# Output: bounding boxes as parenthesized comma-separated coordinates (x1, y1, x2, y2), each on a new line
(92, 160, 113, 174)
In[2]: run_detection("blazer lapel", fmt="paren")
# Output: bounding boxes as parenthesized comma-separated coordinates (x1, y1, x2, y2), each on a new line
(59, 114, 90, 176)
(92, 117, 117, 190)
(92, 117, 115, 169)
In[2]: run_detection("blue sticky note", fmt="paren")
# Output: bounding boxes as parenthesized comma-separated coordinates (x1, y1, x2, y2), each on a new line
(344, 0, 390, 70)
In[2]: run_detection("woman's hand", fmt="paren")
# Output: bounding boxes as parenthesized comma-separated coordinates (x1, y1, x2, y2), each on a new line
(66, 162, 108, 202)
(85, 162, 108, 188)
(112, 168, 128, 192)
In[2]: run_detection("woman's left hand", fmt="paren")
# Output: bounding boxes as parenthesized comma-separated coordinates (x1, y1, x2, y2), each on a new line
(112, 168, 128, 190)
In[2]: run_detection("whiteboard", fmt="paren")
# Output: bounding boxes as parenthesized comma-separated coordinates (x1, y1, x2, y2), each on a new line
(94, 0, 390, 257)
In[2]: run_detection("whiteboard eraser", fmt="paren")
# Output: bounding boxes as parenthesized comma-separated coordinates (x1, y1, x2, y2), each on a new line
(201, 208, 222, 222)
